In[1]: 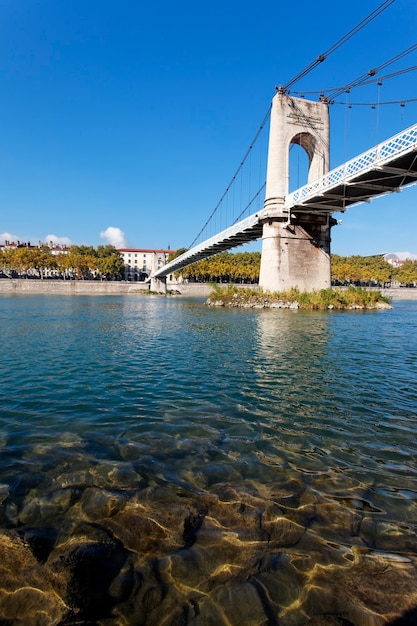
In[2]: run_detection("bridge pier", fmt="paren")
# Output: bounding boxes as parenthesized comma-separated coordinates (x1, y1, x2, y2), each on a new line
(150, 276, 167, 293)
(259, 91, 332, 292)
(259, 215, 334, 292)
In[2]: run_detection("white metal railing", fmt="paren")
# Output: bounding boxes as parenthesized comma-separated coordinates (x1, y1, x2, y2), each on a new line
(155, 123, 417, 278)
(285, 122, 417, 208)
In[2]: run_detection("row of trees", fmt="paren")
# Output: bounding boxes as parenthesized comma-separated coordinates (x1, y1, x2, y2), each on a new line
(331, 255, 417, 287)
(1, 245, 125, 280)
(169, 250, 261, 283)
(2, 245, 417, 286)
(169, 250, 417, 287)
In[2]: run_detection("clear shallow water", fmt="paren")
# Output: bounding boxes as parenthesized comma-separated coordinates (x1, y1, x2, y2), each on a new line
(0, 294, 417, 625)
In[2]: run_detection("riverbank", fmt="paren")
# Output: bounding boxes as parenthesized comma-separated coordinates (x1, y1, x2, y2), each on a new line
(0, 279, 416, 300)
(0, 279, 212, 297)
(0, 278, 150, 295)
(381, 287, 417, 300)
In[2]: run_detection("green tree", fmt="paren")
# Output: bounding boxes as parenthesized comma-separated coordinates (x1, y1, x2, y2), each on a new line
(13, 248, 35, 277)
(1, 249, 17, 276)
(178, 251, 260, 283)
(31, 247, 56, 279)
(96, 253, 125, 280)
(55, 252, 74, 279)
(168, 248, 187, 262)
(66, 249, 97, 280)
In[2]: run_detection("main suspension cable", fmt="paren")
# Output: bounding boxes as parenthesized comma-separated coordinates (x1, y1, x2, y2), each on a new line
(283, 0, 395, 90)
(328, 43, 417, 100)
(188, 1, 397, 248)
(188, 107, 271, 248)
(232, 183, 266, 225)
(290, 65, 417, 96)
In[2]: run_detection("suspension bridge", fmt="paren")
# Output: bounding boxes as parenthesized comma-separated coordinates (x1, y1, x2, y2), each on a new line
(150, 1, 417, 293)
(151, 91, 417, 292)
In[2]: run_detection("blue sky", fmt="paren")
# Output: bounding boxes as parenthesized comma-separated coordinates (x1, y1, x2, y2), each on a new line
(0, 0, 416, 257)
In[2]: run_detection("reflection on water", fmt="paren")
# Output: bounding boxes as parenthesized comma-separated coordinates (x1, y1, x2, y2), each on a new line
(0, 295, 416, 625)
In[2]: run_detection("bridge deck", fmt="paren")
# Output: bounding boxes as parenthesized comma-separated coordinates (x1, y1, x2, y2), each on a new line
(155, 213, 263, 277)
(286, 123, 417, 213)
(155, 123, 417, 278)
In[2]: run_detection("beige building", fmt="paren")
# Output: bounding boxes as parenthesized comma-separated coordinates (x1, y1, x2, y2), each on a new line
(117, 248, 174, 281)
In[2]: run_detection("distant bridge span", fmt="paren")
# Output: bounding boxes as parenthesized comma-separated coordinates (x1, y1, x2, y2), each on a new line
(154, 120, 417, 282)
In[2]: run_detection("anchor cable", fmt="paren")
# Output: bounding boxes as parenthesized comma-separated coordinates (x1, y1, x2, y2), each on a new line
(283, 0, 395, 90)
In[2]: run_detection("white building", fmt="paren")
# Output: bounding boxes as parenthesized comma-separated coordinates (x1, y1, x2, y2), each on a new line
(383, 253, 405, 268)
(117, 248, 174, 281)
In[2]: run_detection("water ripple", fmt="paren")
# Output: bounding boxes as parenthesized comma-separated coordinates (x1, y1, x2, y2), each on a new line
(0, 295, 417, 623)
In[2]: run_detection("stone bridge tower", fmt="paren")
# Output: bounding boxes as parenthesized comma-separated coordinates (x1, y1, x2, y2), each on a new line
(259, 91, 333, 292)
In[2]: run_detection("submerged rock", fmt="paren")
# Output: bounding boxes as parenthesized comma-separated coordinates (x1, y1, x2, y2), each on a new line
(0, 532, 68, 625)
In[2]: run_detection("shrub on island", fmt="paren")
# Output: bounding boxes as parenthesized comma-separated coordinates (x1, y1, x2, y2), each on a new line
(206, 286, 392, 310)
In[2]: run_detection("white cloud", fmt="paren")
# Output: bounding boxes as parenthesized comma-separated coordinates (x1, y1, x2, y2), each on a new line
(45, 234, 73, 246)
(0, 231, 19, 244)
(100, 226, 128, 248)
(393, 251, 417, 260)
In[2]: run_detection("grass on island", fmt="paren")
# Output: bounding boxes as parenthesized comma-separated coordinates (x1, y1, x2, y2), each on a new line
(207, 285, 392, 310)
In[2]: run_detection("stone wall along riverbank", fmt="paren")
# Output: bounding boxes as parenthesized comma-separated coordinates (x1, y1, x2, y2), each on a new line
(0, 279, 416, 300)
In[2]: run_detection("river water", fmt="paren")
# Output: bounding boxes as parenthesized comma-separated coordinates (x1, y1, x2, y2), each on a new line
(0, 294, 416, 625)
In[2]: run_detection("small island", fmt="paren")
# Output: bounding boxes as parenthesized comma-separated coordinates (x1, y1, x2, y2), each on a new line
(206, 286, 392, 310)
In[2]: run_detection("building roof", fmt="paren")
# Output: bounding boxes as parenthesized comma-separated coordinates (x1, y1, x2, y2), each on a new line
(117, 248, 173, 254)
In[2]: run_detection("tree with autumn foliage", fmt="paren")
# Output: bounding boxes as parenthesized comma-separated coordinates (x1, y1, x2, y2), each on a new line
(168, 250, 417, 287)
(177, 251, 261, 283)
(0, 243, 124, 280)
(392, 259, 417, 286)
(331, 254, 392, 287)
